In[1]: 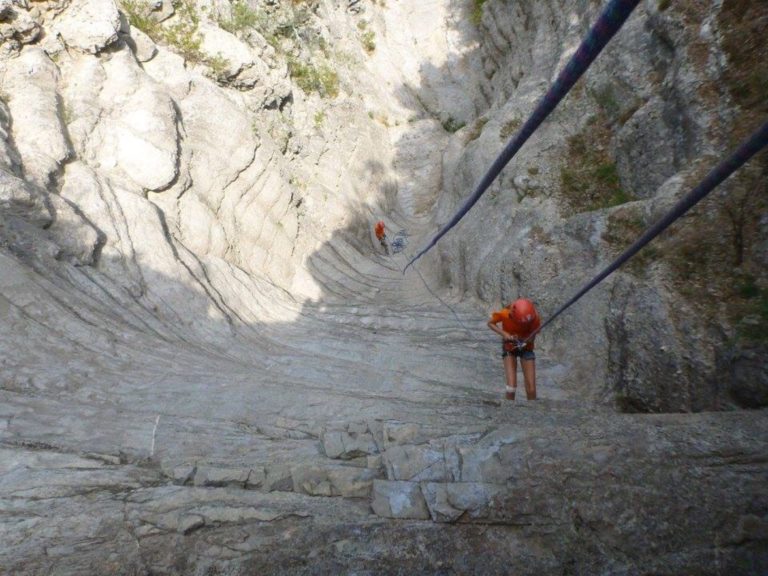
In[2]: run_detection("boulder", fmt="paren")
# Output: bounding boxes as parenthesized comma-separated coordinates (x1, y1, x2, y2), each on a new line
(4, 47, 69, 187)
(53, 0, 121, 54)
(124, 27, 158, 63)
(322, 426, 378, 460)
(371, 480, 429, 519)
(382, 444, 450, 482)
(421, 482, 502, 523)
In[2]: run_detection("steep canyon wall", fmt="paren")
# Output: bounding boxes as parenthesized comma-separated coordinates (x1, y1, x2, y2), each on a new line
(435, 0, 767, 411)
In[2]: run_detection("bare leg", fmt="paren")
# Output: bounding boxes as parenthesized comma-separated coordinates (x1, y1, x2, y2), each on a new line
(522, 359, 536, 400)
(503, 354, 517, 400)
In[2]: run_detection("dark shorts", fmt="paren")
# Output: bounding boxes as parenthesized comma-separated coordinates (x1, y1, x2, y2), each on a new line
(502, 342, 535, 360)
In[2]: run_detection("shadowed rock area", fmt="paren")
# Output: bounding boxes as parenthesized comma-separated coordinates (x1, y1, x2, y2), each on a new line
(1, 0, 767, 574)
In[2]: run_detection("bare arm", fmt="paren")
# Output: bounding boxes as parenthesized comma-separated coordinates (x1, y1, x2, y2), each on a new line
(487, 321, 515, 341)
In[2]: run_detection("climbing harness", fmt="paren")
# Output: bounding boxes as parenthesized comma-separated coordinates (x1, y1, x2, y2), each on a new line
(520, 121, 768, 344)
(405, 0, 643, 270)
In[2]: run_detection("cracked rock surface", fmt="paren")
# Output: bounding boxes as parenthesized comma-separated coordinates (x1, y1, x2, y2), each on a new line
(1, 0, 766, 574)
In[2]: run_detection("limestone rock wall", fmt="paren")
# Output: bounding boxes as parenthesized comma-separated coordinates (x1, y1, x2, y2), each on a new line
(0, 0, 764, 412)
(1, 1, 767, 574)
(435, 0, 767, 411)
(0, 0, 407, 317)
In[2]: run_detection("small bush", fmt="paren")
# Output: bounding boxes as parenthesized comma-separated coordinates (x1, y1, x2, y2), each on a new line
(314, 110, 325, 127)
(441, 116, 465, 133)
(162, 0, 204, 62)
(658, 0, 671, 11)
(288, 57, 339, 98)
(559, 118, 633, 212)
(361, 30, 376, 53)
(471, 0, 487, 26)
(120, 0, 160, 38)
(206, 53, 230, 82)
(500, 117, 521, 140)
(218, 0, 261, 34)
(560, 158, 630, 212)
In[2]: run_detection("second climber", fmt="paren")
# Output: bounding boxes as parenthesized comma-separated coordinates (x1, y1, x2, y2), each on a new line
(374, 220, 390, 255)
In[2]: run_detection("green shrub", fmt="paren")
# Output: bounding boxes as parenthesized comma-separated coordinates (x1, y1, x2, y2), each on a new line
(218, 0, 261, 34)
(560, 158, 630, 212)
(206, 53, 230, 82)
(471, 0, 487, 26)
(441, 116, 465, 133)
(361, 30, 376, 53)
(120, 0, 160, 38)
(499, 117, 521, 140)
(288, 57, 339, 98)
(559, 119, 633, 212)
(162, 0, 204, 62)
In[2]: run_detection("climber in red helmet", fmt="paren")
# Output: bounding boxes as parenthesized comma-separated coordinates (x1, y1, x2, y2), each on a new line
(487, 298, 541, 401)
(374, 220, 389, 255)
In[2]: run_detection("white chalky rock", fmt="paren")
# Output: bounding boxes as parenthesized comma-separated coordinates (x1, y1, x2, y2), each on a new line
(53, 0, 120, 54)
(125, 27, 158, 63)
(0, 170, 51, 226)
(4, 48, 69, 187)
(46, 194, 100, 265)
(198, 23, 254, 80)
(93, 49, 179, 192)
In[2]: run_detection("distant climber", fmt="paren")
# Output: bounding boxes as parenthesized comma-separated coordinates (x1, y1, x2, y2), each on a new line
(374, 220, 390, 255)
(487, 298, 541, 401)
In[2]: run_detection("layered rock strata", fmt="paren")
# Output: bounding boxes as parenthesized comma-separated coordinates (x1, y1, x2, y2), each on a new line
(0, 0, 766, 574)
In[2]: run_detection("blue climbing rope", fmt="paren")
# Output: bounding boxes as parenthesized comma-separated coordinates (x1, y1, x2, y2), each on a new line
(404, 0, 642, 272)
(523, 121, 768, 343)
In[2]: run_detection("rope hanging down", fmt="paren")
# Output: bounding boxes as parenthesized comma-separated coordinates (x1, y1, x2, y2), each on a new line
(523, 121, 768, 344)
(404, 0, 642, 272)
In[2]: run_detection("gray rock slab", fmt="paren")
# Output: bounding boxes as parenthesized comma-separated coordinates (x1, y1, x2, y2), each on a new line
(322, 428, 378, 459)
(382, 444, 450, 482)
(371, 479, 430, 520)
(422, 482, 503, 523)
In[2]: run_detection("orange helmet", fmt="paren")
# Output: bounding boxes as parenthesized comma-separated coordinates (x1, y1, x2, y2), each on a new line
(509, 298, 536, 324)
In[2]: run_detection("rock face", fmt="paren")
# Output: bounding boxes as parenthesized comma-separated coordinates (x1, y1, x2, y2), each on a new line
(0, 0, 766, 574)
(435, 0, 767, 412)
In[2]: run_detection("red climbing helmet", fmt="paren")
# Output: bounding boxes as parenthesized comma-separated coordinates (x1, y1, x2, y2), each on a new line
(509, 298, 536, 324)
